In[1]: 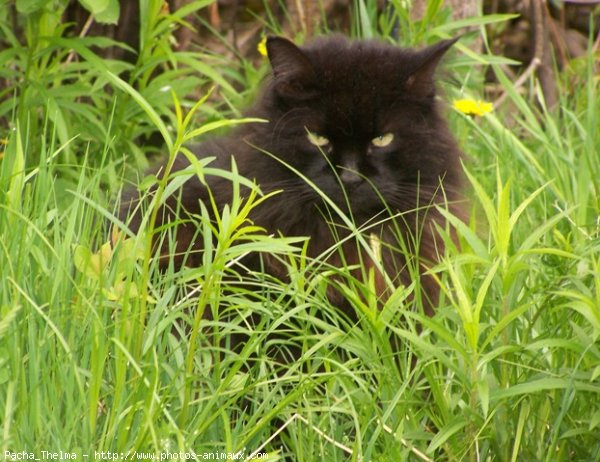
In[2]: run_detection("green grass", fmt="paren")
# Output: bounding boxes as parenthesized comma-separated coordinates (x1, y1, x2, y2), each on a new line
(1, 1, 600, 460)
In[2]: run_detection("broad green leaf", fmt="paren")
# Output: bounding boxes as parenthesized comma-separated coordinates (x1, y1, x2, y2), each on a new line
(15, 0, 46, 14)
(95, 0, 119, 24)
(79, 0, 109, 15)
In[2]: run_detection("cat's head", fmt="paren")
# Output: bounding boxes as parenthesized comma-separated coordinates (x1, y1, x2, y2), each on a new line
(255, 35, 462, 221)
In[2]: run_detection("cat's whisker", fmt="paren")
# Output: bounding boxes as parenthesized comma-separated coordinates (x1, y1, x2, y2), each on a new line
(269, 108, 310, 145)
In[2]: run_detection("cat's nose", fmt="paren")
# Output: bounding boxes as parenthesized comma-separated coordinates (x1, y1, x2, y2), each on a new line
(337, 156, 363, 187)
(339, 168, 363, 187)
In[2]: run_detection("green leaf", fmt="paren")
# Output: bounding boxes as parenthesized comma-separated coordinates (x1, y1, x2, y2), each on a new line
(481, 303, 532, 351)
(555, 292, 600, 336)
(432, 13, 519, 34)
(78, 0, 119, 23)
(473, 258, 501, 329)
(496, 172, 511, 260)
(73, 243, 112, 280)
(49, 37, 173, 149)
(0, 305, 22, 338)
(177, 54, 239, 97)
(478, 376, 490, 418)
(5, 125, 25, 217)
(160, 172, 196, 205)
(139, 174, 159, 191)
(492, 378, 600, 401)
(463, 165, 497, 242)
(590, 408, 600, 431)
(95, 0, 120, 24)
(79, 0, 109, 15)
(15, 0, 46, 14)
(183, 118, 266, 143)
(73, 244, 95, 279)
(436, 205, 489, 259)
(356, 0, 374, 39)
(427, 417, 469, 452)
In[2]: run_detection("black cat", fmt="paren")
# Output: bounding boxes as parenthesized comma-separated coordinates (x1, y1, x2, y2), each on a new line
(120, 35, 464, 317)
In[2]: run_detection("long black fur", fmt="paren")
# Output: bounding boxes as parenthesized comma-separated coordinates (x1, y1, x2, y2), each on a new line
(120, 35, 464, 317)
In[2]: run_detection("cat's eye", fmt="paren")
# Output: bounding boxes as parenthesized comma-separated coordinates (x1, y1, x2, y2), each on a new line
(307, 131, 330, 148)
(371, 133, 394, 148)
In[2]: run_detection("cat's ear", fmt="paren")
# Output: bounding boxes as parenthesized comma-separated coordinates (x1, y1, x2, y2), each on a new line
(405, 37, 459, 98)
(266, 36, 318, 100)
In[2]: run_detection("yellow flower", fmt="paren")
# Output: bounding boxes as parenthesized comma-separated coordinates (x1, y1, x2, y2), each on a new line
(453, 98, 493, 116)
(257, 36, 268, 57)
(0, 138, 7, 159)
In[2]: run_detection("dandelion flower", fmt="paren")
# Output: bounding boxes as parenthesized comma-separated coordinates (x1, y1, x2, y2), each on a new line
(453, 98, 493, 117)
(257, 36, 268, 57)
(0, 138, 7, 159)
